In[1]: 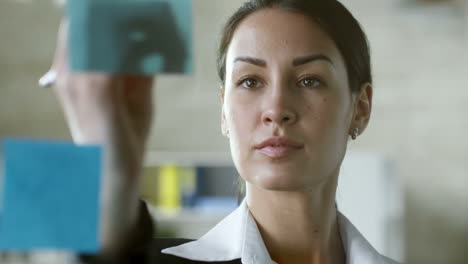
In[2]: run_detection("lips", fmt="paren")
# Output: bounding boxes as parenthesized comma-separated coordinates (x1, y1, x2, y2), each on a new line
(255, 136, 303, 158)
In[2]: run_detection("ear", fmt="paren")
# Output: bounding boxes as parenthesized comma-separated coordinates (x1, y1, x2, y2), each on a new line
(349, 82, 373, 137)
(220, 87, 229, 138)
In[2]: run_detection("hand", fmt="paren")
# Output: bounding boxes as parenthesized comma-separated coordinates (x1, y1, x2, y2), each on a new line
(40, 19, 155, 255)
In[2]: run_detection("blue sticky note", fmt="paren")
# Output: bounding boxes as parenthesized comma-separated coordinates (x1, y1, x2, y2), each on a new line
(0, 139, 101, 253)
(67, 0, 193, 75)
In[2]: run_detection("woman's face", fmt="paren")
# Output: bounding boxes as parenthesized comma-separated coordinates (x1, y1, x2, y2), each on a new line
(221, 8, 362, 191)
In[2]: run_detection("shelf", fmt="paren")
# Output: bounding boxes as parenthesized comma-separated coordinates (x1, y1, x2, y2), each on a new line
(144, 151, 233, 167)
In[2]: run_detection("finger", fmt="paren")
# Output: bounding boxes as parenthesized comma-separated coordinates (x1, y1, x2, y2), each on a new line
(52, 19, 70, 73)
(38, 19, 69, 88)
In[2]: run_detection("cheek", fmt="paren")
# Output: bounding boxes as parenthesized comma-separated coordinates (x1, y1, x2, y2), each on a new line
(303, 94, 349, 151)
(225, 92, 259, 138)
(225, 102, 256, 159)
(303, 96, 335, 132)
(295, 96, 349, 180)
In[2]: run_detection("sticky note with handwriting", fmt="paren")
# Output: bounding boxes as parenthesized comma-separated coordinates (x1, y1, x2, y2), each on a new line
(0, 139, 101, 253)
(67, 0, 193, 75)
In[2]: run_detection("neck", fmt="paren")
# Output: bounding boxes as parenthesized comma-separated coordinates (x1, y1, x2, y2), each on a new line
(245, 171, 345, 264)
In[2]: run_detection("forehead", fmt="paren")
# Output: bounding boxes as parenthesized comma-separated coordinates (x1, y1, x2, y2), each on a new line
(227, 8, 342, 65)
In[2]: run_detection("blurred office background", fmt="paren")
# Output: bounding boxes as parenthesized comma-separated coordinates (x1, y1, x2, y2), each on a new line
(1, 0, 467, 263)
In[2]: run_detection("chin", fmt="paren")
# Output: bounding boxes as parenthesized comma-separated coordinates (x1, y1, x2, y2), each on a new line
(246, 167, 307, 192)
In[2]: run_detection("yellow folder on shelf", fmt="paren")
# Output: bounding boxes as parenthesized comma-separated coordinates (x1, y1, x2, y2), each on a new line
(140, 164, 197, 213)
(157, 164, 181, 212)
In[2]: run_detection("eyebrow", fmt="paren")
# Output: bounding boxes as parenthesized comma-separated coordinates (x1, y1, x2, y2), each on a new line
(292, 54, 334, 67)
(233, 54, 334, 68)
(234, 56, 267, 67)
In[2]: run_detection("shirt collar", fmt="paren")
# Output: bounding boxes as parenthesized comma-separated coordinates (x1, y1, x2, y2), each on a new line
(337, 211, 388, 264)
(162, 200, 387, 264)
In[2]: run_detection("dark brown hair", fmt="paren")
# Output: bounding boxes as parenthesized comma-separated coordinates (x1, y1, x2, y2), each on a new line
(217, 0, 372, 93)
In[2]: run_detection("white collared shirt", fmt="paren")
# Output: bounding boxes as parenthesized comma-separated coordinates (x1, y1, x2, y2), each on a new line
(162, 200, 400, 264)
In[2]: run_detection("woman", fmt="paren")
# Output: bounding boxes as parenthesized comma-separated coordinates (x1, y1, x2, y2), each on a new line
(41, 0, 399, 263)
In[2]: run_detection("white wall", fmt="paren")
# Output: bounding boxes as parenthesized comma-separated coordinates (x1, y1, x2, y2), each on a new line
(343, 1, 468, 263)
(337, 152, 404, 262)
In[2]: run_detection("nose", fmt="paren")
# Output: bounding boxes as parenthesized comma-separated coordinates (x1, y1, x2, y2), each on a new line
(261, 88, 297, 127)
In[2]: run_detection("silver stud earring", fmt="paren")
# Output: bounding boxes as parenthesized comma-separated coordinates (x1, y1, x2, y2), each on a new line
(351, 128, 359, 140)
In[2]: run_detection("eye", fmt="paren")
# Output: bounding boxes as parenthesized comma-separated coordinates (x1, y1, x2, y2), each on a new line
(239, 78, 261, 89)
(297, 77, 322, 88)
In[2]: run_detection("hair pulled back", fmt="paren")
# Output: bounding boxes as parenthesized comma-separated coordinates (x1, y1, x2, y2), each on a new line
(217, 0, 372, 93)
